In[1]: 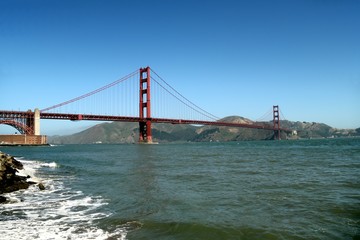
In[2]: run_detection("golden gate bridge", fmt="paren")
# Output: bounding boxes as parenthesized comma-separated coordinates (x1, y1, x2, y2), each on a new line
(0, 67, 291, 144)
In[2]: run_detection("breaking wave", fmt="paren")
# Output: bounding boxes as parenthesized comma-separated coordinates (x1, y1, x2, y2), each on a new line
(0, 158, 127, 240)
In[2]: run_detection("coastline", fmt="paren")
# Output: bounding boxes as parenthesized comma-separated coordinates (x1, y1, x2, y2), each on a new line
(0, 151, 44, 203)
(0, 143, 50, 147)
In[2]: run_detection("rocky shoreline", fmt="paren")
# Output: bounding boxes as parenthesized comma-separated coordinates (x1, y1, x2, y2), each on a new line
(0, 151, 44, 203)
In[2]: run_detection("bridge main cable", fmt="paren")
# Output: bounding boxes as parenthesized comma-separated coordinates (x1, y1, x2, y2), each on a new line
(150, 69, 219, 121)
(40, 70, 139, 112)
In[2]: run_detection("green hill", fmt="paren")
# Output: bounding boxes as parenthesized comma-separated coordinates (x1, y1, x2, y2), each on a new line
(48, 116, 359, 144)
(49, 121, 198, 144)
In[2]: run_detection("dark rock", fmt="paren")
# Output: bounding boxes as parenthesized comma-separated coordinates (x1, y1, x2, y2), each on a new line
(0, 153, 23, 170)
(38, 183, 45, 190)
(0, 151, 32, 194)
(0, 195, 7, 203)
(3, 180, 30, 193)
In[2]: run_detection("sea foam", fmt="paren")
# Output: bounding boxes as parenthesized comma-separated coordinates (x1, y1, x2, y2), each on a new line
(0, 158, 127, 240)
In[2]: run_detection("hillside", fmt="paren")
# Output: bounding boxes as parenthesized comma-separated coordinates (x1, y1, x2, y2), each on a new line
(49, 116, 359, 144)
(280, 120, 359, 139)
(49, 121, 198, 144)
(192, 116, 275, 141)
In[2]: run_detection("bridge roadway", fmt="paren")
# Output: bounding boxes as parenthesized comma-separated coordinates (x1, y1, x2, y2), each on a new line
(42, 112, 291, 132)
(0, 110, 291, 132)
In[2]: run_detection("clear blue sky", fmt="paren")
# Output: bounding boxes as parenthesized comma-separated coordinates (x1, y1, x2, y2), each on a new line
(1, 0, 359, 135)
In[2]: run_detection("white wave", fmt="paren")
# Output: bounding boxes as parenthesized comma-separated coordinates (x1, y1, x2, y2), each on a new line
(40, 162, 57, 168)
(49, 144, 63, 147)
(17, 159, 42, 171)
(18, 159, 54, 169)
(15, 159, 57, 182)
(17, 167, 38, 181)
(1, 184, 127, 240)
(1, 158, 128, 240)
(15, 159, 46, 183)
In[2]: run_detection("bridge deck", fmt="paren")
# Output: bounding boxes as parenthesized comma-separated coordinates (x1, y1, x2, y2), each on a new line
(0, 110, 292, 133)
(39, 112, 291, 132)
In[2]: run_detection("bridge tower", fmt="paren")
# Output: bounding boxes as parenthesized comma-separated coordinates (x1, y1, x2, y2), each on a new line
(273, 105, 280, 140)
(139, 67, 153, 143)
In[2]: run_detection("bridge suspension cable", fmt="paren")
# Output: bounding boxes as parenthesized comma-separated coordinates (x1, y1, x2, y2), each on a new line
(39, 67, 225, 123)
(150, 69, 220, 121)
(41, 70, 139, 113)
(255, 107, 273, 122)
(280, 109, 287, 122)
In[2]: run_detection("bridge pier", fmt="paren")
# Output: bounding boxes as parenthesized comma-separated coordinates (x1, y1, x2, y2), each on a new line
(139, 120, 152, 143)
(34, 108, 40, 135)
(0, 108, 47, 145)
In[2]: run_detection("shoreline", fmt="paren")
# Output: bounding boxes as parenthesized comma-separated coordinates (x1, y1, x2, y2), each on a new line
(0, 143, 50, 147)
(0, 151, 44, 203)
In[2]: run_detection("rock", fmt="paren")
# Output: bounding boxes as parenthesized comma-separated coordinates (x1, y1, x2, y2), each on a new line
(0, 151, 32, 194)
(38, 183, 45, 190)
(3, 181, 30, 193)
(0, 152, 23, 170)
(0, 195, 7, 203)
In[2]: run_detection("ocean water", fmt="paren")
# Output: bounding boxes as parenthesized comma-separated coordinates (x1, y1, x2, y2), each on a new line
(0, 138, 359, 240)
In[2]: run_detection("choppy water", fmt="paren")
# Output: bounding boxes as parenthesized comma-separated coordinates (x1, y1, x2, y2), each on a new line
(1, 138, 359, 239)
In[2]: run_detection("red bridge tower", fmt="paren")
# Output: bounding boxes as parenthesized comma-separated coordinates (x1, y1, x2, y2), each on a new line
(139, 67, 153, 143)
(273, 105, 280, 140)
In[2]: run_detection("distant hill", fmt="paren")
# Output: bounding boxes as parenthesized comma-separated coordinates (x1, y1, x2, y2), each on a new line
(48, 116, 359, 144)
(192, 116, 275, 141)
(49, 121, 198, 144)
(280, 120, 359, 139)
